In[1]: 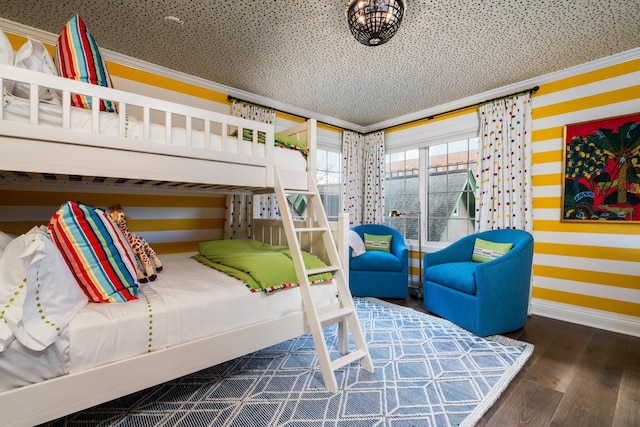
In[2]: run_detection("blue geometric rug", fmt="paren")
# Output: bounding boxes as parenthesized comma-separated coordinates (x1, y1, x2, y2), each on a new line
(43, 298, 533, 427)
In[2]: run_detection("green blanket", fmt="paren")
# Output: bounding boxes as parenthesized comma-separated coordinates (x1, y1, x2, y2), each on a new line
(193, 239, 333, 292)
(232, 129, 309, 158)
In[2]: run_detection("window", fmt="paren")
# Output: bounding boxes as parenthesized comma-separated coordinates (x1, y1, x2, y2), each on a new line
(385, 149, 420, 241)
(427, 138, 478, 243)
(385, 137, 478, 244)
(316, 148, 342, 221)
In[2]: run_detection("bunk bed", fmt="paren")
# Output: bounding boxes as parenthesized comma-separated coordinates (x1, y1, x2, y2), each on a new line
(0, 62, 354, 426)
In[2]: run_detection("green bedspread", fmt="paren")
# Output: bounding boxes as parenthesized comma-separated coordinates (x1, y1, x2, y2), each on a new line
(193, 239, 333, 292)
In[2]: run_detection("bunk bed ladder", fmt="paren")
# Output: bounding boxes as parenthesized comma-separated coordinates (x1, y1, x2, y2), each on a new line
(273, 169, 373, 393)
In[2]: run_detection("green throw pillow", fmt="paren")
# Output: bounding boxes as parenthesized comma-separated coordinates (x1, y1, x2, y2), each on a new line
(472, 238, 513, 263)
(364, 233, 392, 252)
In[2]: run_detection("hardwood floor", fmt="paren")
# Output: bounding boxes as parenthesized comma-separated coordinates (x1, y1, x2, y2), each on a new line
(381, 296, 640, 427)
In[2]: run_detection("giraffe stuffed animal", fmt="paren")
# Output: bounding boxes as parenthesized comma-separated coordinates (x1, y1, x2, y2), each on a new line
(109, 204, 163, 283)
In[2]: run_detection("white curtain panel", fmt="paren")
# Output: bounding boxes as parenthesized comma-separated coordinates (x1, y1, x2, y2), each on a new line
(476, 93, 533, 232)
(254, 193, 280, 219)
(342, 130, 385, 226)
(223, 194, 252, 240)
(342, 131, 364, 226)
(363, 131, 386, 224)
(225, 100, 278, 238)
(231, 100, 276, 124)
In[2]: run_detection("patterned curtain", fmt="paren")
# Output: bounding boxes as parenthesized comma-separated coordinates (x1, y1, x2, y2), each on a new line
(475, 92, 533, 232)
(231, 100, 276, 124)
(223, 194, 252, 240)
(342, 131, 363, 226)
(363, 131, 385, 224)
(224, 100, 277, 239)
(342, 130, 385, 226)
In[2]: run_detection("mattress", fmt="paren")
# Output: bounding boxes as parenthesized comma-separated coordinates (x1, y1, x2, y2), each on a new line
(1, 97, 307, 171)
(0, 256, 337, 391)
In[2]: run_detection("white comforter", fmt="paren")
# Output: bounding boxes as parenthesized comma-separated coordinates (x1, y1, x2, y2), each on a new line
(0, 256, 337, 392)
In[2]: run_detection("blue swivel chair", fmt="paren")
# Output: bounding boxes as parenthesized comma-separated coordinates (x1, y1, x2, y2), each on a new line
(349, 224, 409, 299)
(423, 229, 534, 336)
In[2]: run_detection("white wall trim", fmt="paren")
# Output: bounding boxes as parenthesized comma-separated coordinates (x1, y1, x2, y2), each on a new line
(531, 299, 640, 337)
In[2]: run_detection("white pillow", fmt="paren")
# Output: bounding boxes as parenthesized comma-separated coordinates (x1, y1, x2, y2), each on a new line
(349, 230, 366, 257)
(0, 29, 13, 66)
(0, 29, 15, 104)
(12, 38, 61, 103)
(0, 226, 87, 352)
(0, 231, 17, 260)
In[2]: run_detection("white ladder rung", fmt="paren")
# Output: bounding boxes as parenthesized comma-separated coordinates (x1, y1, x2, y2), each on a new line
(318, 306, 353, 324)
(283, 189, 315, 195)
(307, 265, 339, 276)
(295, 226, 328, 233)
(331, 349, 367, 371)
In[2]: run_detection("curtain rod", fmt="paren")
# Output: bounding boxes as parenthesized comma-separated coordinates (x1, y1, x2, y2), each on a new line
(231, 85, 539, 135)
(227, 96, 275, 112)
(227, 96, 310, 122)
(426, 85, 539, 120)
(382, 85, 540, 132)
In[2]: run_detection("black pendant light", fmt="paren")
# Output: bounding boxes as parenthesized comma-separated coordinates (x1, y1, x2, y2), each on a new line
(346, 0, 406, 46)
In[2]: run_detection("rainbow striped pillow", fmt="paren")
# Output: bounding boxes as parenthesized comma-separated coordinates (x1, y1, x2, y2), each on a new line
(48, 201, 139, 303)
(55, 14, 117, 112)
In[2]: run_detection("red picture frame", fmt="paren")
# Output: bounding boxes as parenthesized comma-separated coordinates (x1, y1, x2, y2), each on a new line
(562, 112, 640, 222)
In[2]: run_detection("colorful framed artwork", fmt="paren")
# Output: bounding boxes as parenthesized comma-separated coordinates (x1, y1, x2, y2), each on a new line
(562, 112, 640, 222)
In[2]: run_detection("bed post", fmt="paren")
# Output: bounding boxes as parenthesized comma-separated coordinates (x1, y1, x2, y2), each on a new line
(306, 119, 318, 180)
(337, 212, 349, 277)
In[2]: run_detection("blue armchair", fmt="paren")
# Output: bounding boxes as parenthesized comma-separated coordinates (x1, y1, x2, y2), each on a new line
(423, 229, 534, 336)
(349, 224, 409, 299)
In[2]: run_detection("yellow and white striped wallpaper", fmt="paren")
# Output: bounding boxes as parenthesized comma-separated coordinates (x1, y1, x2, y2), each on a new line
(529, 56, 640, 334)
(0, 187, 225, 255)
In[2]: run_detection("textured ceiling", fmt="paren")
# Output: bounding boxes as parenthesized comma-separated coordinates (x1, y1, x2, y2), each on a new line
(1, 0, 639, 129)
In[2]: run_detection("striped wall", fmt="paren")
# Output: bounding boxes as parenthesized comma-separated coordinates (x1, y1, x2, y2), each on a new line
(529, 54, 640, 336)
(0, 186, 225, 255)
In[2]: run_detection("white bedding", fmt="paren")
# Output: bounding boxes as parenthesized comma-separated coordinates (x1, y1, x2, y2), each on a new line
(0, 256, 337, 391)
(1, 96, 307, 171)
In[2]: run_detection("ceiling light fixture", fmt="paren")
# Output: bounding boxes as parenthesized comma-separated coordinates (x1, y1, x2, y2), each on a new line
(346, 0, 405, 46)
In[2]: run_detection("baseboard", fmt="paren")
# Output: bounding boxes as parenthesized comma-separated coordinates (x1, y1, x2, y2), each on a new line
(530, 299, 640, 337)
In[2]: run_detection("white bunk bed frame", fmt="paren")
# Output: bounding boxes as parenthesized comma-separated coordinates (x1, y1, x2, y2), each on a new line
(0, 63, 352, 426)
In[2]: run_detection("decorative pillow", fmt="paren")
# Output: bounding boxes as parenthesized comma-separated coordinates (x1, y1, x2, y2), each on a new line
(472, 238, 513, 263)
(364, 233, 392, 253)
(55, 14, 117, 112)
(0, 226, 87, 352)
(13, 38, 62, 103)
(231, 128, 267, 144)
(48, 201, 139, 303)
(349, 230, 366, 257)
